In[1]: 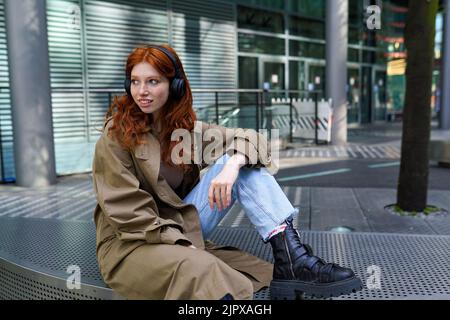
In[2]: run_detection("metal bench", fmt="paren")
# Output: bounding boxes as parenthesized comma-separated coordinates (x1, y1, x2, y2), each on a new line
(2, 216, 450, 300)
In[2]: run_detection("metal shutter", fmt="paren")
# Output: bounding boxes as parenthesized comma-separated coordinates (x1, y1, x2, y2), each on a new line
(47, 0, 89, 174)
(84, 0, 168, 138)
(47, 0, 85, 142)
(171, 0, 237, 119)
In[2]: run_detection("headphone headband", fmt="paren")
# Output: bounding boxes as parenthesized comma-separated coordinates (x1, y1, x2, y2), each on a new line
(146, 45, 182, 78)
(124, 45, 185, 100)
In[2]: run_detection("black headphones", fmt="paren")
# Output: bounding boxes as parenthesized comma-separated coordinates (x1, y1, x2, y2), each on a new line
(124, 45, 186, 100)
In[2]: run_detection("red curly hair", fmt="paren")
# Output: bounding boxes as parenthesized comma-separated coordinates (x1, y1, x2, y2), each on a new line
(105, 45, 197, 173)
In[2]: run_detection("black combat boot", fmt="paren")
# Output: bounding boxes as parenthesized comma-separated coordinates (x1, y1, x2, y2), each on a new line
(269, 217, 362, 299)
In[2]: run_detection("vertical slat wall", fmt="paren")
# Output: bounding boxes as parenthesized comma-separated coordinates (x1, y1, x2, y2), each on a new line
(47, 0, 87, 173)
(84, 0, 168, 138)
(47, 0, 85, 142)
(0, 0, 238, 180)
(172, 0, 237, 118)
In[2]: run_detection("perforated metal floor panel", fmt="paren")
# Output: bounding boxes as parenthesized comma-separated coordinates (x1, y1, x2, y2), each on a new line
(1, 217, 450, 300)
(210, 227, 450, 300)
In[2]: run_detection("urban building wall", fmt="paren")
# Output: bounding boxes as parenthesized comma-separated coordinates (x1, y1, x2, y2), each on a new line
(0, 0, 443, 182)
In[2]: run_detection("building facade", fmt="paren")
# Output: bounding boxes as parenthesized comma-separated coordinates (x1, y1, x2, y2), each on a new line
(0, 0, 443, 182)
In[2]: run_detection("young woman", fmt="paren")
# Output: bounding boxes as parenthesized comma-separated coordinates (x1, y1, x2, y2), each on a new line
(92, 44, 362, 300)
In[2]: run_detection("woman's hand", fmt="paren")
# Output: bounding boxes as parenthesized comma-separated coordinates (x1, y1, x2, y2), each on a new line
(208, 153, 247, 212)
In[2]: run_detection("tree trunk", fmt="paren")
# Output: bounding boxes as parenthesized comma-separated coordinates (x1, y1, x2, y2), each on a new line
(397, 0, 439, 211)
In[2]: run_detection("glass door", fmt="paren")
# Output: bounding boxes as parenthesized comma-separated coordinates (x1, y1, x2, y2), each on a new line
(237, 56, 259, 129)
(306, 62, 325, 94)
(260, 58, 286, 103)
(361, 66, 373, 123)
(347, 67, 360, 124)
(262, 61, 285, 91)
(260, 59, 286, 134)
(373, 68, 387, 122)
(289, 60, 306, 95)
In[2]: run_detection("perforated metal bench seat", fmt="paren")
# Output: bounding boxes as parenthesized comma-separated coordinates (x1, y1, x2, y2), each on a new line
(1, 216, 450, 300)
(0, 217, 121, 300)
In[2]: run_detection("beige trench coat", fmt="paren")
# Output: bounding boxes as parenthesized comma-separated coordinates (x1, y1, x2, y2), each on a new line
(92, 116, 278, 300)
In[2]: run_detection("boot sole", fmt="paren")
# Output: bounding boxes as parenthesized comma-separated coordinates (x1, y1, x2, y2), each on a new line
(270, 276, 363, 300)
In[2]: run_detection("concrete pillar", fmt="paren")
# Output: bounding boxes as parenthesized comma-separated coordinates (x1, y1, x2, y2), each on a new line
(326, 0, 349, 145)
(5, 0, 56, 187)
(440, 0, 450, 129)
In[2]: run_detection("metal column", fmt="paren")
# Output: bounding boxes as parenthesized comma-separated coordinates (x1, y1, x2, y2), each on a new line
(440, 0, 450, 129)
(5, 0, 56, 187)
(326, 0, 349, 145)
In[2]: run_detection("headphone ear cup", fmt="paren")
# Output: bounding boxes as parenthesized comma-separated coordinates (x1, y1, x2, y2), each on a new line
(171, 78, 185, 100)
(124, 78, 131, 96)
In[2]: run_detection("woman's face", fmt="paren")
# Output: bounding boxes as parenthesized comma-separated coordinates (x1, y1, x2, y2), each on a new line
(130, 62, 170, 121)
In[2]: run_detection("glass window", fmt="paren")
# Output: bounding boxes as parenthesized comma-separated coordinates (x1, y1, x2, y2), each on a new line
(289, 16, 325, 39)
(363, 30, 377, 47)
(348, 48, 360, 62)
(238, 56, 259, 110)
(348, 0, 362, 26)
(362, 50, 375, 63)
(238, 0, 284, 10)
(387, 74, 405, 111)
(308, 65, 325, 92)
(375, 50, 387, 65)
(347, 68, 360, 124)
(290, 40, 325, 59)
(239, 57, 258, 89)
(289, 61, 306, 91)
(238, 33, 285, 55)
(264, 62, 285, 91)
(349, 26, 362, 44)
(348, 0, 368, 46)
(289, 0, 325, 19)
(238, 5, 284, 34)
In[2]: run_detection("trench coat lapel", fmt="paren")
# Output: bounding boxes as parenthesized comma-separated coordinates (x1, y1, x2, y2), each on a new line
(133, 131, 160, 188)
(133, 131, 196, 208)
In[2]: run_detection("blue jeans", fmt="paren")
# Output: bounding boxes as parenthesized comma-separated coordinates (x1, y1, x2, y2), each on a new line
(182, 153, 298, 241)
